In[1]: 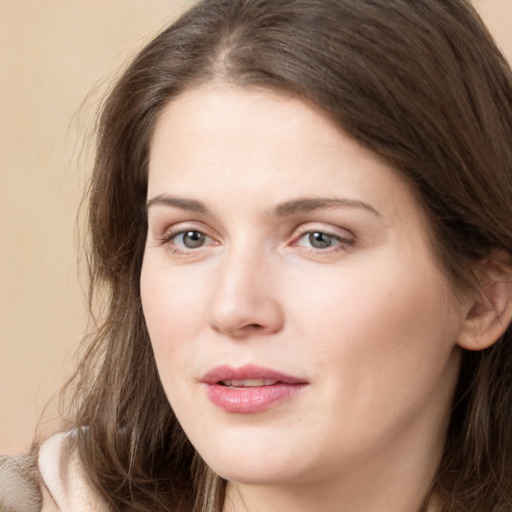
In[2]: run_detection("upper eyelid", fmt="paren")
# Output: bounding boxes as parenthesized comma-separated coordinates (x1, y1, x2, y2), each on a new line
(157, 221, 215, 238)
(292, 231, 354, 249)
(292, 222, 355, 239)
(295, 230, 352, 242)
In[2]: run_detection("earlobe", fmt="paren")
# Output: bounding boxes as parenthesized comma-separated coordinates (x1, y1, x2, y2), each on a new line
(457, 255, 512, 351)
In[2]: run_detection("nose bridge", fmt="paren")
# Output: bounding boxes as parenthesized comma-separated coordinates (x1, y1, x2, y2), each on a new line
(208, 238, 283, 337)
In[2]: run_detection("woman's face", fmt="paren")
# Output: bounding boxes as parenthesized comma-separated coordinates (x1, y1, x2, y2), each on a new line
(141, 85, 467, 489)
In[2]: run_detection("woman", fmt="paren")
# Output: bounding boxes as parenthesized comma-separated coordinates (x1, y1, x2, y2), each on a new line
(1, 0, 511, 510)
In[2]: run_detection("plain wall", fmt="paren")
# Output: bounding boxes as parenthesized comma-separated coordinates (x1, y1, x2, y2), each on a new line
(0, 0, 192, 455)
(1, 0, 511, 455)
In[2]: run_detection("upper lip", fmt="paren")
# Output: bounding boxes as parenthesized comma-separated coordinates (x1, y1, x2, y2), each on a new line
(201, 364, 307, 385)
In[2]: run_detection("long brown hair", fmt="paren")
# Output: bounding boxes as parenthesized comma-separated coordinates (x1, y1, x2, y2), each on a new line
(57, 1, 512, 510)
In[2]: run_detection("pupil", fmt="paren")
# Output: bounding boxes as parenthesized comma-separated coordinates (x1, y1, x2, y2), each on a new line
(184, 231, 205, 248)
(309, 232, 332, 249)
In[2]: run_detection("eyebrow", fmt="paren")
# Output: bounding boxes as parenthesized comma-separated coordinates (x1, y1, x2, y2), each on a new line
(272, 197, 381, 217)
(146, 194, 380, 217)
(146, 195, 209, 214)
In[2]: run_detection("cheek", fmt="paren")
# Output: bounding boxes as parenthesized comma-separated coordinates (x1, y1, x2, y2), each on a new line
(290, 252, 460, 395)
(281, 256, 461, 458)
(140, 263, 208, 377)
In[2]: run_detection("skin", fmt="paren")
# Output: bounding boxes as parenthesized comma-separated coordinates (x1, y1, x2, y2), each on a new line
(141, 85, 471, 512)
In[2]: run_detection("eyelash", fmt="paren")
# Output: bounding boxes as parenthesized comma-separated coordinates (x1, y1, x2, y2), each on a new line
(158, 228, 215, 254)
(157, 226, 354, 255)
(292, 229, 354, 253)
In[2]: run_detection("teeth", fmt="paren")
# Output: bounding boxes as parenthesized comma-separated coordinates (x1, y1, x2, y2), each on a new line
(221, 379, 278, 387)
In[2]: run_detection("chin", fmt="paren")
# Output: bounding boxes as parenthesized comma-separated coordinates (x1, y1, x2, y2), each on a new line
(210, 461, 305, 487)
(196, 438, 318, 486)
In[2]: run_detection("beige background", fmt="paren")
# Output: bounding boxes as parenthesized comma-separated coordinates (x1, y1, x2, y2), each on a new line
(1, 0, 511, 455)
(0, 0, 192, 455)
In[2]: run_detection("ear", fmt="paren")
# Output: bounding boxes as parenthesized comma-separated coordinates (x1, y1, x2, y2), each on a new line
(457, 253, 512, 351)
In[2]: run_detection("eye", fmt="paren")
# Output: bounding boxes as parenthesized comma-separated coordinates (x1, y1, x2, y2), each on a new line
(172, 230, 211, 249)
(303, 232, 336, 249)
(295, 230, 353, 251)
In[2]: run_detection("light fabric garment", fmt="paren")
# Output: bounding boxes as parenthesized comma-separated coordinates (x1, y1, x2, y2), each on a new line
(0, 454, 41, 512)
(0, 433, 106, 512)
(38, 432, 106, 511)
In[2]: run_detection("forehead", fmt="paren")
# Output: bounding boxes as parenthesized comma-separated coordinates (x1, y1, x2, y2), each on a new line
(147, 84, 425, 228)
(149, 85, 345, 175)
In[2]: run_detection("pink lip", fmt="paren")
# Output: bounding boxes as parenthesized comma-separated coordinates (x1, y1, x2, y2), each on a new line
(201, 364, 308, 414)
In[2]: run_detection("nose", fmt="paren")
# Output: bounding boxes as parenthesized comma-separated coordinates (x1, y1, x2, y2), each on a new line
(208, 249, 284, 339)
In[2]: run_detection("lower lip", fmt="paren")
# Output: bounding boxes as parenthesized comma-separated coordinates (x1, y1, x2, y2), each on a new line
(205, 383, 306, 413)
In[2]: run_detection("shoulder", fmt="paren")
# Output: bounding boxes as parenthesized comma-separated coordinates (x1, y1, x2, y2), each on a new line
(38, 431, 107, 511)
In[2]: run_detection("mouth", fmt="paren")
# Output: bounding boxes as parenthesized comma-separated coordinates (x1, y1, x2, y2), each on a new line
(219, 379, 280, 387)
(202, 364, 306, 385)
(201, 365, 308, 413)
